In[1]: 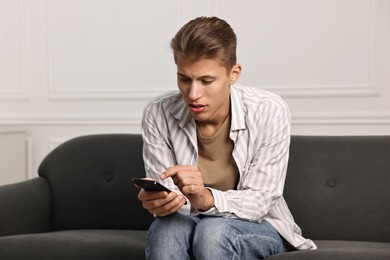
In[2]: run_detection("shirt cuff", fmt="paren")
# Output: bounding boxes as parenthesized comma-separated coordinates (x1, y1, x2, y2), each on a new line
(209, 188, 230, 212)
(190, 188, 229, 215)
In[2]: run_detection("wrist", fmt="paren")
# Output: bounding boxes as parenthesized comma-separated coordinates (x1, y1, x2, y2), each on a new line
(199, 188, 214, 211)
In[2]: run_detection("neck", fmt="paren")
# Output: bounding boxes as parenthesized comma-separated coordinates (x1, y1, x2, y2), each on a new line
(197, 112, 230, 137)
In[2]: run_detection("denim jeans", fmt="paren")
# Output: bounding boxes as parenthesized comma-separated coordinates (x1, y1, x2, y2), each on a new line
(146, 213, 291, 260)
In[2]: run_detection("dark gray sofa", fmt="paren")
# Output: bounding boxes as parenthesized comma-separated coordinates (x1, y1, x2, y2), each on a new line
(0, 134, 389, 259)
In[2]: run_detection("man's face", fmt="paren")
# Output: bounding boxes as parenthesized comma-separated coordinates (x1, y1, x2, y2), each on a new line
(176, 58, 241, 126)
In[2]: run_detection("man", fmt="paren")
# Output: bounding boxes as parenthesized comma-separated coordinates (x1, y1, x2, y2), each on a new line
(137, 16, 316, 259)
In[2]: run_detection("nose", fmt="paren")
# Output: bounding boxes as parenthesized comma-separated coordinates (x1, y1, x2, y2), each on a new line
(188, 82, 202, 101)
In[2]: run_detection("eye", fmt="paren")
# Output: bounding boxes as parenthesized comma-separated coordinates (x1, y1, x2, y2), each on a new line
(178, 76, 190, 83)
(201, 80, 213, 85)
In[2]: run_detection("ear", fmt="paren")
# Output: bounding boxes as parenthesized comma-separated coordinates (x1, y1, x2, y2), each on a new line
(230, 64, 241, 84)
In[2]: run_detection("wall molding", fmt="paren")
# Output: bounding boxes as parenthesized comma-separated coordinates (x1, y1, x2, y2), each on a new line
(292, 111, 390, 125)
(45, 0, 177, 102)
(263, 84, 378, 98)
(0, 91, 30, 101)
(44, 0, 381, 101)
(0, 0, 30, 102)
(0, 114, 142, 126)
(0, 112, 389, 126)
(26, 134, 34, 179)
(46, 84, 379, 101)
(47, 87, 172, 101)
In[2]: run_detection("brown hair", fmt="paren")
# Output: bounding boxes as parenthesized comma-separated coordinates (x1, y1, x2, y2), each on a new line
(170, 16, 237, 71)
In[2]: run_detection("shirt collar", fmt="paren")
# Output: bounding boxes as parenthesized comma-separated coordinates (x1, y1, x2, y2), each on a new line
(230, 84, 246, 131)
(170, 93, 194, 129)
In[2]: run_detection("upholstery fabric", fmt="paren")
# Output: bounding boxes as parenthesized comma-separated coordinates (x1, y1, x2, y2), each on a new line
(38, 134, 154, 231)
(0, 134, 389, 260)
(0, 230, 146, 260)
(266, 240, 390, 260)
(0, 178, 51, 236)
(284, 136, 390, 242)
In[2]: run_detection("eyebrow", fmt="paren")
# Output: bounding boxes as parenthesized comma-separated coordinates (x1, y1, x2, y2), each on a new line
(177, 73, 217, 80)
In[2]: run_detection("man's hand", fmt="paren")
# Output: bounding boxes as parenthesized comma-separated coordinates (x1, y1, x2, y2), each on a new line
(161, 165, 214, 211)
(137, 183, 186, 217)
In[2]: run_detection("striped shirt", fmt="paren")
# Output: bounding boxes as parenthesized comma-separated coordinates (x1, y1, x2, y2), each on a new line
(142, 84, 317, 250)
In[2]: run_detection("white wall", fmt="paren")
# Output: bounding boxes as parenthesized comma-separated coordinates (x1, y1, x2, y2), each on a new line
(0, 0, 389, 182)
(0, 131, 28, 185)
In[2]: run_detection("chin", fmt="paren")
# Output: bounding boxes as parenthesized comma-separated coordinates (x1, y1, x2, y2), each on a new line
(192, 114, 207, 122)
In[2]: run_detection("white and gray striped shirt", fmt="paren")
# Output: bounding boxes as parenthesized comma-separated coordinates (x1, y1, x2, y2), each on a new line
(142, 84, 317, 250)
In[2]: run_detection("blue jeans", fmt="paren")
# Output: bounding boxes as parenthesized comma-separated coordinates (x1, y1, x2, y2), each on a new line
(146, 213, 291, 260)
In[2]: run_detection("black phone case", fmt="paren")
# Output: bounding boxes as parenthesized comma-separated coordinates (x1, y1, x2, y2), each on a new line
(132, 178, 171, 193)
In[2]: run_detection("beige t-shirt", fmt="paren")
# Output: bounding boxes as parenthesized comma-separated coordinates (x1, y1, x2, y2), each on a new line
(197, 115, 239, 191)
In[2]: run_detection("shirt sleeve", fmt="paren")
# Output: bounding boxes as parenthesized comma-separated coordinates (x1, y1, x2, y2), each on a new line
(196, 103, 291, 222)
(141, 102, 191, 215)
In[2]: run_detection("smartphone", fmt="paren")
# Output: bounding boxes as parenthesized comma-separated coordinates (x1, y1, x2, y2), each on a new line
(131, 178, 171, 193)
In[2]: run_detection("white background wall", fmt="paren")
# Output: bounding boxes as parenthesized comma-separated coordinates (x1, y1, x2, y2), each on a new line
(0, 0, 389, 184)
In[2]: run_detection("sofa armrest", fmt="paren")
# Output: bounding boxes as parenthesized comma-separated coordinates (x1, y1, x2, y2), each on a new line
(0, 178, 51, 236)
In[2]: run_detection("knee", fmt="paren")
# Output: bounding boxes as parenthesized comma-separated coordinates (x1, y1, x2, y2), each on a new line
(193, 217, 236, 258)
(148, 213, 195, 240)
(146, 214, 197, 259)
(193, 217, 231, 242)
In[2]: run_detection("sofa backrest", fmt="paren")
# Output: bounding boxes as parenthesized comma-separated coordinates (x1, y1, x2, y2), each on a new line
(38, 134, 390, 243)
(284, 136, 390, 243)
(38, 134, 154, 231)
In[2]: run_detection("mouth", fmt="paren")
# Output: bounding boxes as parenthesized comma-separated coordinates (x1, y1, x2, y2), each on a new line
(189, 104, 206, 113)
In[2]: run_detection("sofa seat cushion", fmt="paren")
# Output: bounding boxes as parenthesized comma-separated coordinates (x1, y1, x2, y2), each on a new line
(267, 240, 390, 259)
(0, 229, 147, 260)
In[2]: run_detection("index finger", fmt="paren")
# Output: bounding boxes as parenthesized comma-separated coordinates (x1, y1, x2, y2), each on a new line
(160, 165, 197, 180)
